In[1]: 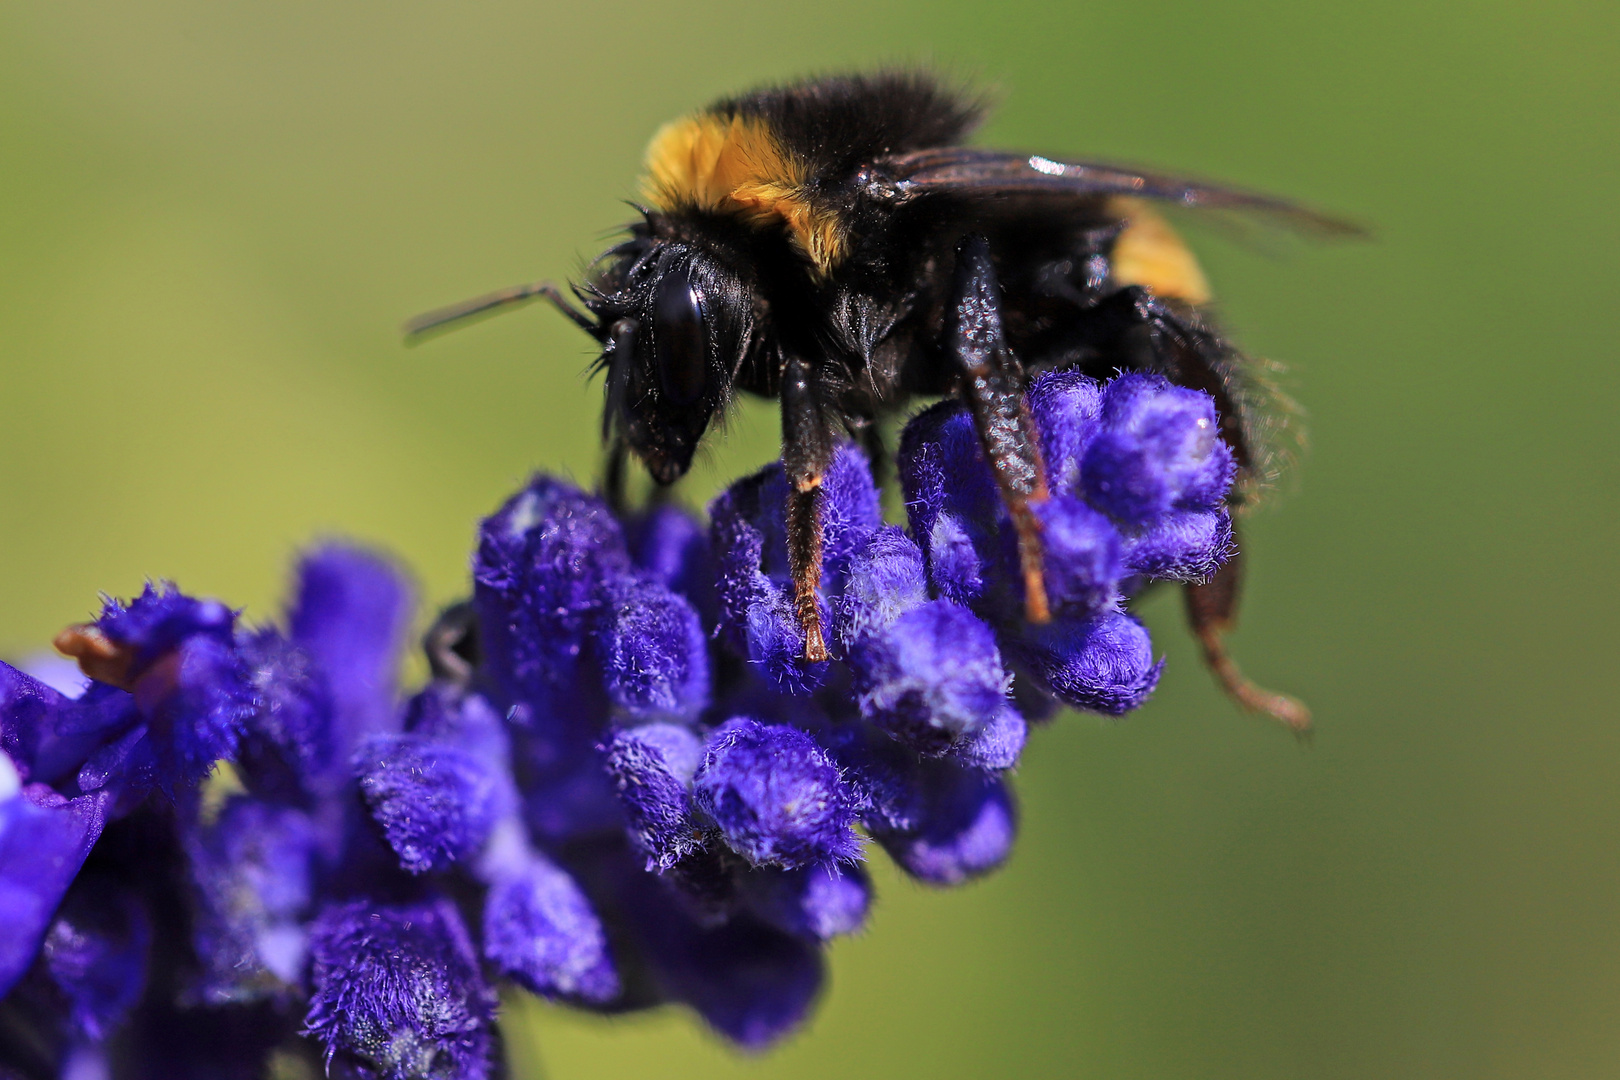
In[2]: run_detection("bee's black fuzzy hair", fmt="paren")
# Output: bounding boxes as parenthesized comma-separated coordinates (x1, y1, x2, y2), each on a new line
(711, 70, 986, 181)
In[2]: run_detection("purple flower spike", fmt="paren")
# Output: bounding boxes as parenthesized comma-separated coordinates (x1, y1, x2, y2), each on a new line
(305, 899, 496, 1080)
(693, 719, 860, 869)
(1013, 610, 1164, 716)
(597, 577, 710, 720)
(605, 723, 706, 872)
(851, 600, 1010, 755)
(356, 734, 501, 875)
(483, 852, 619, 1005)
(1081, 373, 1236, 524)
(0, 364, 1248, 1067)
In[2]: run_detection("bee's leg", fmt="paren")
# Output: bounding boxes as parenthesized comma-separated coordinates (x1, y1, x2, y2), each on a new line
(1184, 546, 1312, 734)
(600, 317, 638, 516)
(782, 353, 835, 663)
(602, 437, 629, 515)
(949, 235, 1051, 623)
(423, 600, 480, 687)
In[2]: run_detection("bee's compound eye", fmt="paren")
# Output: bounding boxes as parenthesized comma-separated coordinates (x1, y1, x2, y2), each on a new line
(652, 269, 709, 408)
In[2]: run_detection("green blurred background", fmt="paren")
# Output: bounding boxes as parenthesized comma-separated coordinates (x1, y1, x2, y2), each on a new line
(3, 0, 1617, 1076)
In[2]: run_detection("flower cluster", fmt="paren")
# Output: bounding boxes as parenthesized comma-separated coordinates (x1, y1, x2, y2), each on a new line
(0, 371, 1234, 1077)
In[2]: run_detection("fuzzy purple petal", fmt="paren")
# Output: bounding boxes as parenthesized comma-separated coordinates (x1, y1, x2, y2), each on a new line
(304, 899, 496, 1080)
(693, 720, 860, 869)
(596, 576, 710, 720)
(850, 600, 1010, 755)
(604, 723, 706, 872)
(740, 861, 871, 942)
(483, 852, 619, 1005)
(356, 734, 501, 875)
(1012, 610, 1164, 715)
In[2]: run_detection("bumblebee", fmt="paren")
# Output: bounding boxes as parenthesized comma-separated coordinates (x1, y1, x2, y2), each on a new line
(407, 71, 1359, 730)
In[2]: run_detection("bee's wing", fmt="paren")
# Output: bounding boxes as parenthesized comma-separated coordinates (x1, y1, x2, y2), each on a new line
(875, 148, 1366, 239)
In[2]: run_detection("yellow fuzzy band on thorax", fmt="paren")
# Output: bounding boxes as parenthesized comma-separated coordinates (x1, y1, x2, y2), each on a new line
(642, 113, 847, 276)
(1107, 196, 1212, 305)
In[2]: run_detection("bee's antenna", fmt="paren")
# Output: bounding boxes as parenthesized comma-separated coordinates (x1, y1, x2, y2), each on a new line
(402, 280, 595, 343)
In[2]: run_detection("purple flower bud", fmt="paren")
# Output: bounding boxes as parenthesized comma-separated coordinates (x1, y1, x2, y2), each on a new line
(710, 480, 822, 692)
(237, 630, 335, 799)
(1026, 369, 1105, 492)
(897, 401, 1002, 548)
(74, 585, 256, 797)
(473, 476, 630, 714)
(95, 585, 235, 676)
(43, 875, 150, 1041)
(137, 633, 255, 798)
(921, 510, 986, 607)
(304, 899, 496, 1080)
(622, 866, 824, 1050)
(1123, 508, 1235, 582)
(949, 704, 1028, 772)
(1012, 610, 1163, 715)
(186, 797, 315, 1003)
(596, 576, 710, 720)
(604, 723, 706, 872)
(740, 862, 870, 942)
(874, 764, 1018, 886)
(356, 734, 501, 875)
(288, 546, 413, 743)
(1081, 373, 1236, 524)
(693, 719, 860, 869)
(1032, 495, 1126, 619)
(483, 852, 619, 1005)
(835, 528, 930, 647)
(850, 600, 1010, 755)
(626, 504, 715, 622)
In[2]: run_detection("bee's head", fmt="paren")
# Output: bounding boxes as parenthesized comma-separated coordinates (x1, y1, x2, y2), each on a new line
(589, 240, 752, 485)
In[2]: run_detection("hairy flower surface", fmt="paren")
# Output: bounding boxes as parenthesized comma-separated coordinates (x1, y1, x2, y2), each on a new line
(0, 371, 1235, 1076)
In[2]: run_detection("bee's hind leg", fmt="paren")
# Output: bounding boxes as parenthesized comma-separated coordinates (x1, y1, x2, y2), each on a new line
(1184, 538, 1312, 735)
(949, 235, 1051, 623)
(782, 353, 835, 663)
